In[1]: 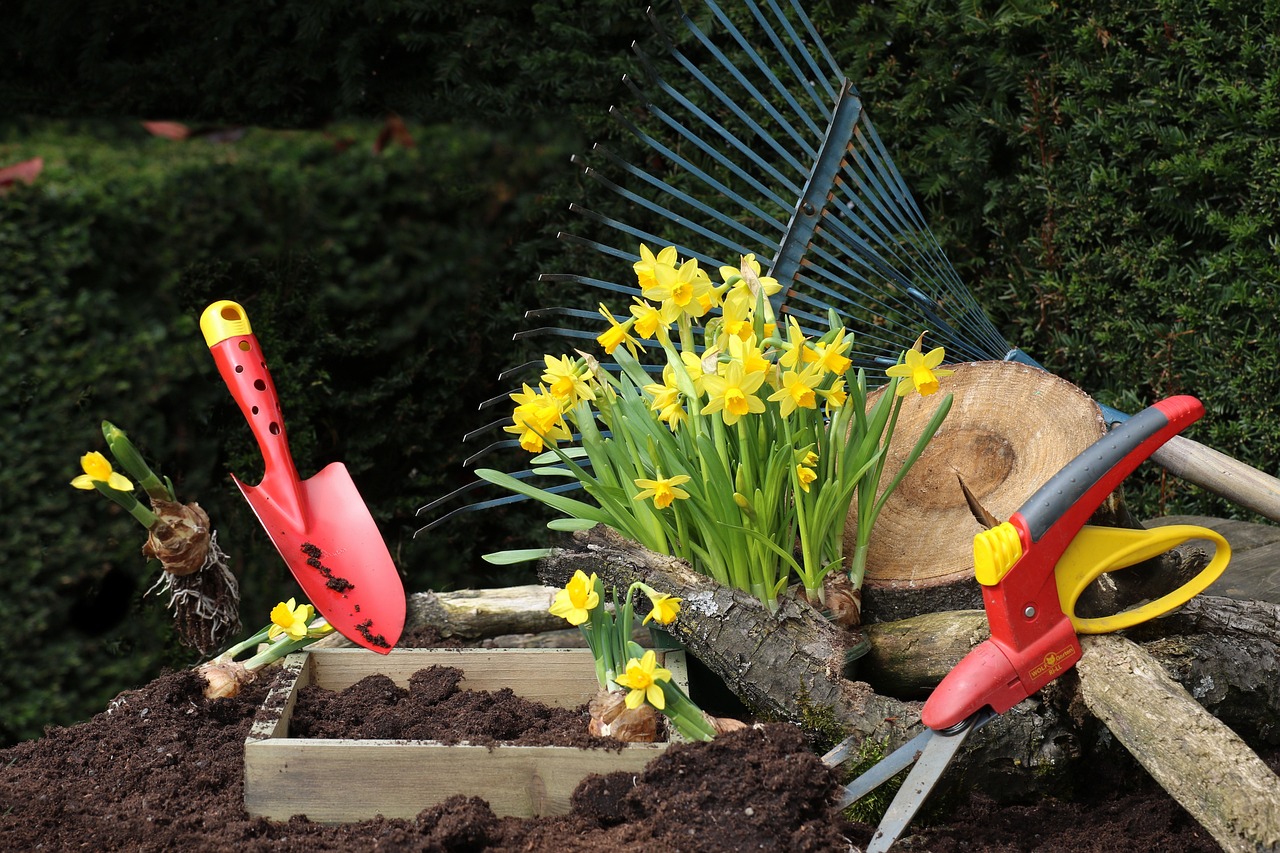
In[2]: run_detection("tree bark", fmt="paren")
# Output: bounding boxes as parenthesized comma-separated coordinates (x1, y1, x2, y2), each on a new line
(533, 525, 1279, 803)
(1077, 634, 1280, 853)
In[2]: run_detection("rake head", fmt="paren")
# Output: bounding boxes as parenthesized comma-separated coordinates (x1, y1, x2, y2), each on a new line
(416, 0, 1012, 534)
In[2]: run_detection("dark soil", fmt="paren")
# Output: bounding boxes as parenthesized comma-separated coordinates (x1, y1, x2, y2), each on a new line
(0, 632, 1243, 852)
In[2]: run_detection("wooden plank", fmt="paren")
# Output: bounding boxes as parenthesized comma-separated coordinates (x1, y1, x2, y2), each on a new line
(306, 648, 609, 706)
(245, 739, 665, 821)
(245, 652, 309, 741)
(244, 647, 688, 823)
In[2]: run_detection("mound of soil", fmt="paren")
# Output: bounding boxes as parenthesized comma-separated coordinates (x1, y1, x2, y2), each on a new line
(0, 643, 1235, 852)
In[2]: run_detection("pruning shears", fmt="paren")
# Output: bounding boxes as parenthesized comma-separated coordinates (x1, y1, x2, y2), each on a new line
(826, 395, 1231, 852)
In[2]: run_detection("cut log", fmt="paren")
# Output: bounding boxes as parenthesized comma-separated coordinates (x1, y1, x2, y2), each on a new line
(1077, 634, 1280, 852)
(849, 361, 1118, 622)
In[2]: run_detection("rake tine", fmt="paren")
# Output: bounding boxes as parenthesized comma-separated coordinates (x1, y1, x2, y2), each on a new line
(759, 0, 841, 107)
(463, 416, 514, 443)
(567, 202, 726, 270)
(536, 271, 642, 303)
(477, 388, 518, 411)
(415, 482, 586, 536)
(578, 156, 756, 258)
(617, 71, 796, 210)
(669, 2, 819, 168)
(587, 144, 779, 253)
(699, 0, 826, 140)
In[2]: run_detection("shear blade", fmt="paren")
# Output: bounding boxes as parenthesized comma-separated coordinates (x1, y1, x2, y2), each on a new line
(865, 709, 994, 853)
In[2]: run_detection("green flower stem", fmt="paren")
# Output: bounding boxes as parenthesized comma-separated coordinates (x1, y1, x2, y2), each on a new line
(102, 421, 173, 502)
(92, 481, 157, 528)
(241, 633, 324, 671)
(221, 626, 273, 660)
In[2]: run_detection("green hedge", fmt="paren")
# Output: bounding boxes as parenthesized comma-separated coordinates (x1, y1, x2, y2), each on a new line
(821, 0, 1280, 515)
(0, 120, 581, 744)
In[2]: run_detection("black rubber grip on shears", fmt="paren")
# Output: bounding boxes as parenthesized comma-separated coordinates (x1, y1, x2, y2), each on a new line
(1018, 404, 1181, 542)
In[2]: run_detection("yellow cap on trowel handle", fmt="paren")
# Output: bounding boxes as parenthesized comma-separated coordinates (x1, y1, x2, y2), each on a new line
(200, 300, 253, 348)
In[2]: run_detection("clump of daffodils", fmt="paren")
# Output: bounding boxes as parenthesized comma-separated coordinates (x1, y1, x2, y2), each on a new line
(197, 598, 334, 699)
(550, 569, 717, 742)
(482, 246, 953, 624)
(71, 421, 240, 653)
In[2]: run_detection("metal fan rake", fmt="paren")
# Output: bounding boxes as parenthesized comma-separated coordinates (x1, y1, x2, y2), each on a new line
(417, 0, 1280, 534)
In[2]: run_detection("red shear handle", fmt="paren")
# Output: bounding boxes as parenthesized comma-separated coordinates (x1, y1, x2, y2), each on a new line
(200, 301, 304, 521)
(922, 396, 1205, 731)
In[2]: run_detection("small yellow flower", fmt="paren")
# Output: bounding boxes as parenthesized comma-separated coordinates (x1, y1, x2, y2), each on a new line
(597, 303, 639, 356)
(645, 259, 712, 321)
(268, 598, 315, 641)
(549, 570, 601, 626)
(634, 474, 692, 510)
(796, 463, 818, 493)
(719, 253, 782, 299)
(819, 376, 848, 414)
(885, 336, 953, 397)
(778, 318, 819, 370)
(541, 354, 595, 405)
(71, 451, 134, 492)
(633, 244, 678, 291)
(643, 364, 681, 414)
(640, 587, 682, 626)
(702, 361, 767, 426)
(812, 327, 854, 376)
(505, 383, 572, 454)
(615, 650, 672, 710)
(629, 298, 668, 340)
(767, 364, 823, 417)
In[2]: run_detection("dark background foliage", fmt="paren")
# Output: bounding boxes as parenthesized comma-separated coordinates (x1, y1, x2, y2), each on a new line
(2, 0, 1277, 744)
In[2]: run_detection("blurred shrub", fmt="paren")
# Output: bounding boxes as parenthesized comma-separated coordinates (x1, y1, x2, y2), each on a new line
(0, 120, 579, 744)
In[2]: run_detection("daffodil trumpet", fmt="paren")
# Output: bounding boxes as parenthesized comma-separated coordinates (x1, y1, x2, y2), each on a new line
(72, 421, 240, 653)
(484, 245, 953, 626)
(196, 598, 334, 699)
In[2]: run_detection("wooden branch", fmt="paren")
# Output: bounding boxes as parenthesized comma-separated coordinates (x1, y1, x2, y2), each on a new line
(1077, 634, 1280, 852)
(406, 585, 564, 639)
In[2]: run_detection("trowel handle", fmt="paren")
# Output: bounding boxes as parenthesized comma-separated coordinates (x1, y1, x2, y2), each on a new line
(200, 300, 300, 486)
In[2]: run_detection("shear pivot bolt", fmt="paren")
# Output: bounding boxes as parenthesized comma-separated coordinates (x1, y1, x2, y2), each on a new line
(1024, 605, 1037, 619)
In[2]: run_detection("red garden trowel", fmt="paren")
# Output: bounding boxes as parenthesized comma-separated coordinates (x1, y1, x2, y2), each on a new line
(200, 300, 405, 653)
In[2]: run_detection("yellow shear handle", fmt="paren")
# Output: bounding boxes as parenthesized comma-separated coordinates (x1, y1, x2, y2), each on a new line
(1055, 524, 1231, 635)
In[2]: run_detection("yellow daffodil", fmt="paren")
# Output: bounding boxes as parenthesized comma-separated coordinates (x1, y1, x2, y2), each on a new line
(615, 650, 672, 710)
(505, 383, 572, 453)
(701, 361, 767, 426)
(268, 598, 315, 641)
(727, 333, 771, 377)
(796, 462, 818, 493)
(716, 289, 756, 346)
(643, 364, 681, 414)
(597, 303, 639, 356)
(645, 259, 712, 321)
(720, 253, 783, 300)
(812, 327, 854, 376)
(819, 376, 848, 415)
(657, 400, 688, 432)
(640, 587, 682, 626)
(633, 243, 678, 291)
(680, 350, 710, 396)
(767, 363, 823, 417)
(549, 569, 601, 626)
(886, 338, 953, 396)
(71, 451, 134, 492)
(778, 318, 819, 370)
(634, 473, 692, 509)
(541, 354, 595, 405)
(629, 298, 668, 340)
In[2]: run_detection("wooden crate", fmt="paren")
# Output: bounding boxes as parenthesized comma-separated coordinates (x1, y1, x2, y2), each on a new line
(244, 647, 686, 823)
